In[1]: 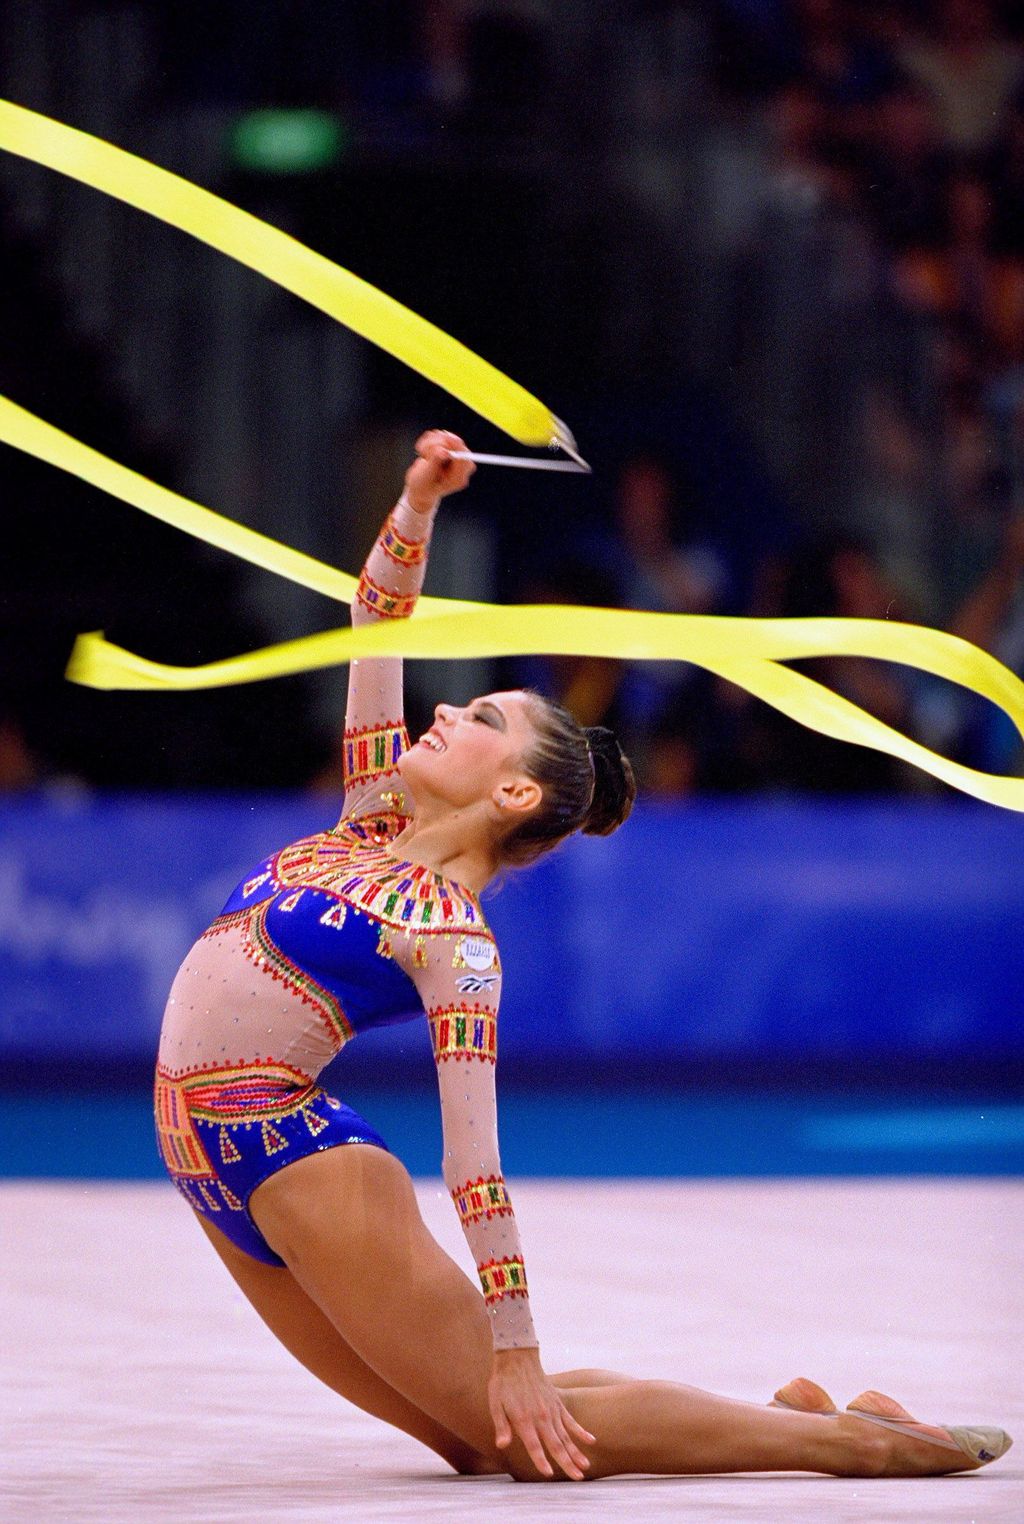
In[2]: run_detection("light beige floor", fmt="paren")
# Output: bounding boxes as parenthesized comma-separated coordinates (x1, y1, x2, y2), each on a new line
(1, 1178, 1021, 1522)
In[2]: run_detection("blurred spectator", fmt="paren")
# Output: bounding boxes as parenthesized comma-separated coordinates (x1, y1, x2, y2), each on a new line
(711, 0, 896, 104)
(420, 1, 468, 114)
(954, 511, 1024, 658)
(510, 560, 628, 734)
(897, 0, 1023, 158)
(0, 712, 40, 793)
(930, 316, 992, 410)
(643, 690, 704, 799)
(609, 451, 732, 739)
(765, 81, 836, 205)
(420, 1, 553, 137)
(615, 453, 730, 617)
(705, 535, 921, 794)
(986, 87, 1024, 257)
(984, 353, 1024, 514)
(856, 79, 950, 251)
(779, 533, 915, 721)
(941, 396, 1009, 602)
(893, 172, 1024, 359)
(855, 386, 935, 617)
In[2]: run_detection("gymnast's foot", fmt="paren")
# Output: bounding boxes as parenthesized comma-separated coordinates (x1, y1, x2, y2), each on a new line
(769, 1376, 1012, 1475)
(769, 1376, 838, 1416)
(844, 1389, 1012, 1476)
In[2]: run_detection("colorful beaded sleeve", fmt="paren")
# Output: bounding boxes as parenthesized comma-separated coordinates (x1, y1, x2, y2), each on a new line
(341, 493, 436, 818)
(412, 934, 538, 1350)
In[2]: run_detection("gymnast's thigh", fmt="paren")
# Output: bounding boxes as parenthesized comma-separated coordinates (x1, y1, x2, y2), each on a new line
(190, 1210, 499, 1474)
(244, 1144, 516, 1471)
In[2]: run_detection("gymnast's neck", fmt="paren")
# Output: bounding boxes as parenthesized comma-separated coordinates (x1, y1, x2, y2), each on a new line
(390, 795, 499, 896)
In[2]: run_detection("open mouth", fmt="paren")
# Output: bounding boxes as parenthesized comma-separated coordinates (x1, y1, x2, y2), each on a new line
(419, 730, 447, 754)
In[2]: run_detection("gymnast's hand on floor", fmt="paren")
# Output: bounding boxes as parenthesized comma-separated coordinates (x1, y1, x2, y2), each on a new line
(404, 429, 475, 512)
(489, 1346, 596, 1480)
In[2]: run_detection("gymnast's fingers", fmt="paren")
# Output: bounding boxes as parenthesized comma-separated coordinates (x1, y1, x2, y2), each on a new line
(556, 1403, 596, 1469)
(490, 1393, 514, 1452)
(414, 428, 463, 458)
(405, 430, 474, 503)
(515, 1414, 555, 1478)
(415, 430, 474, 478)
(563, 1405, 598, 1447)
(536, 1412, 587, 1480)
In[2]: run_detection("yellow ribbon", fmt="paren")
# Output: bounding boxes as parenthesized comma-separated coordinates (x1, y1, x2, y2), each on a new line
(0, 99, 565, 449)
(66, 606, 1024, 812)
(15, 388, 1018, 812)
(2, 99, 1024, 811)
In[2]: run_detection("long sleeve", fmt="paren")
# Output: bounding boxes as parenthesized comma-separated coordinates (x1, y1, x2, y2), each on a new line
(409, 931, 538, 1351)
(341, 493, 437, 820)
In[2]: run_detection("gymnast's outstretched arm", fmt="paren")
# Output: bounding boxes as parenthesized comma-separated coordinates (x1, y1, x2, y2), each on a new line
(339, 430, 475, 821)
(410, 935, 538, 1350)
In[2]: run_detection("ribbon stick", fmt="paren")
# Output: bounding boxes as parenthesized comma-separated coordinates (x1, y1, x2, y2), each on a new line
(449, 450, 591, 473)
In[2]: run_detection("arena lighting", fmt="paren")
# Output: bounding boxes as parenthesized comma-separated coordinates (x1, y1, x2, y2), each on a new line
(228, 108, 348, 173)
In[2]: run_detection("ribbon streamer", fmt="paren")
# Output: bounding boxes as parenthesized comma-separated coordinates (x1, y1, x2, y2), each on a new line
(2, 101, 1023, 811)
(66, 607, 1024, 811)
(12, 388, 1017, 813)
(8, 386, 1024, 813)
(0, 98, 573, 451)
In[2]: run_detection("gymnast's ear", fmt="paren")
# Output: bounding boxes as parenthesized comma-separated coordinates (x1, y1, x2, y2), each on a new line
(493, 777, 542, 817)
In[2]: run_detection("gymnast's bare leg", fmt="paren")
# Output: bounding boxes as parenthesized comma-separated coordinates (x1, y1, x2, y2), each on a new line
(189, 1144, 984, 1483)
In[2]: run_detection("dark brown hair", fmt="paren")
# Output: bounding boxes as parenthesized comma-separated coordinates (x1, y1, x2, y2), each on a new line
(498, 692, 636, 868)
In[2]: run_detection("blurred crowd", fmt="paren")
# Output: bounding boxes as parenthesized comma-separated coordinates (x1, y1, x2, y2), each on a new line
(505, 0, 1024, 799)
(3, 1, 1024, 799)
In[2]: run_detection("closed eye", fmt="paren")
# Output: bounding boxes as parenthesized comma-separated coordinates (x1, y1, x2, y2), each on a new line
(469, 700, 507, 730)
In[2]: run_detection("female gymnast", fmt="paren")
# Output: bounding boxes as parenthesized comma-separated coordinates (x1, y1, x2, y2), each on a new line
(154, 430, 1011, 1483)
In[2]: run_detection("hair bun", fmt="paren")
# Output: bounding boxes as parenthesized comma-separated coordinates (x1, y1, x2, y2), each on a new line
(582, 727, 637, 837)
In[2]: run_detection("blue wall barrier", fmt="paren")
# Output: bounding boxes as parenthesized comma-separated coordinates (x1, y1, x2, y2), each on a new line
(2, 793, 1022, 1072)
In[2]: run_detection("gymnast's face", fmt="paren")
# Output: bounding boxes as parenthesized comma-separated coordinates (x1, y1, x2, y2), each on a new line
(398, 690, 543, 819)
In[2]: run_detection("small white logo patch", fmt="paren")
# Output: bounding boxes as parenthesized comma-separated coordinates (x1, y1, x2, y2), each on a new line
(456, 973, 499, 994)
(458, 936, 496, 972)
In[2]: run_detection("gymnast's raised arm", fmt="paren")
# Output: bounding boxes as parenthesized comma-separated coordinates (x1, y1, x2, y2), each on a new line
(339, 430, 475, 820)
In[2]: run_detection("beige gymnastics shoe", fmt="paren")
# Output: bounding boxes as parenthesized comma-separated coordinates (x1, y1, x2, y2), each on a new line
(845, 1389, 1012, 1468)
